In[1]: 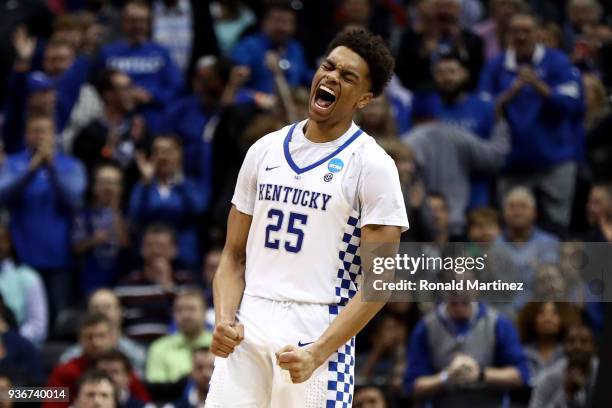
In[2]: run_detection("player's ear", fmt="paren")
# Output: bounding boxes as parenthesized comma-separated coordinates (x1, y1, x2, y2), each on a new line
(356, 92, 373, 110)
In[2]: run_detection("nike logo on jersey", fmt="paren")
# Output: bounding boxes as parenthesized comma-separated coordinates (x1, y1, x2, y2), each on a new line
(298, 340, 314, 347)
(265, 165, 281, 171)
(258, 183, 332, 211)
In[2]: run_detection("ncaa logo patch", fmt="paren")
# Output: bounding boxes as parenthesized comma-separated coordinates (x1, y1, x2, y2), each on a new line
(328, 158, 344, 173)
(324, 173, 333, 182)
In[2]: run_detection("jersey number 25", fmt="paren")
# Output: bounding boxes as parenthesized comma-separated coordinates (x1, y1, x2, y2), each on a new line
(264, 209, 308, 253)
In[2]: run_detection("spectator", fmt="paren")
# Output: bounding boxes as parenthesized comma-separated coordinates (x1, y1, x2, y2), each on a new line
(467, 208, 501, 244)
(72, 164, 130, 295)
(473, 0, 529, 61)
(231, 1, 312, 94)
(429, 53, 497, 208)
(584, 74, 612, 181)
(585, 183, 612, 241)
(355, 96, 398, 140)
(479, 12, 584, 231)
(564, 0, 602, 54)
(45, 312, 150, 408)
(377, 138, 436, 242)
(98, 0, 183, 130)
(3, 29, 90, 153)
(151, 0, 220, 74)
(72, 69, 151, 194)
(209, 0, 257, 55)
(60, 289, 146, 375)
(0, 223, 48, 345)
(146, 288, 212, 383)
(353, 385, 388, 408)
(158, 56, 249, 191)
(72, 370, 118, 408)
(534, 263, 567, 301)
(0, 113, 86, 319)
(396, 0, 484, 93)
(0, 305, 44, 385)
(357, 314, 407, 391)
(96, 350, 147, 408)
(493, 187, 560, 306)
(172, 346, 215, 408)
(404, 297, 529, 407)
(115, 224, 195, 343)
(402, 118, 510, 235)
(51, 14, 85, 54)
(529, 323, 598, 408)
(518, 302, 578, 383)
(427, 193, 458, 248)
(129, 135, 207, 269)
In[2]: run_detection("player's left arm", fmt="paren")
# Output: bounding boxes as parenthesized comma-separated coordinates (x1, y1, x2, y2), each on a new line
(277, 223, 401, 383)
(277, 148, 407, 383)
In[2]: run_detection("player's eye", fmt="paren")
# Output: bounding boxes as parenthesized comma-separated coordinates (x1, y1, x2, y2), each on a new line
(322, 63, 333, 71)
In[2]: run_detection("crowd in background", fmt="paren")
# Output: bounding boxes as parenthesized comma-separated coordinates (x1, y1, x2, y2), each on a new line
(0, 0, 611, 407)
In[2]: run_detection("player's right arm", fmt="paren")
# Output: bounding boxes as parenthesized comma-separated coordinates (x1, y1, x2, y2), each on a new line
(211, 205, 252, 357)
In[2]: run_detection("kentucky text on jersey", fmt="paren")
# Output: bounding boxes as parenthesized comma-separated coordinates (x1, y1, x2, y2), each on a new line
(107, 56, 165, 73)
(258, 183, 332, 211)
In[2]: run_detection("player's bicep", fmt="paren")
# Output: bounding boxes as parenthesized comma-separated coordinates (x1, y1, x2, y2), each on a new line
(224, 205, 253, 261)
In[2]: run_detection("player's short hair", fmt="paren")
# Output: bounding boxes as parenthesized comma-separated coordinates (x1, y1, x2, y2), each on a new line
(97, 349, 133, 373)
(467, 208, 500, 227)
(325, 27, 395, 97)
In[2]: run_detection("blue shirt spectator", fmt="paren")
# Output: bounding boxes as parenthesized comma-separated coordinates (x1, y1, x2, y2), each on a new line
(405, 302, 529, 407)
(0, 329, 45, 385)
(230, 3, 312, 94)
(0, 115, 85, 317)
(3, 36, 90, 153)
(129, 136, 207, 269)
(99, 1, 183, 129)
(72, 164, 129, 296)
(479, 40, 582, 171)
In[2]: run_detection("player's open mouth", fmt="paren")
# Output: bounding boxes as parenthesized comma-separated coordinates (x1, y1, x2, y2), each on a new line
(313, 84, 337, 111)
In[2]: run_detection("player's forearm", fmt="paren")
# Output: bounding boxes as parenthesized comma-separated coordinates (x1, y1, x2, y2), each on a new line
(309, 295, 386, 367)
(213, 252, 246, 324)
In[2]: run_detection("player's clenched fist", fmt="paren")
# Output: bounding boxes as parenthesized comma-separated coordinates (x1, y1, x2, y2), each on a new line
(276, 345, 319, 384)
(211, 321, 244, 358)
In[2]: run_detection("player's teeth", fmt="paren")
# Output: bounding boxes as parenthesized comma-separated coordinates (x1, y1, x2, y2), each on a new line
(320, 85, 335, 96)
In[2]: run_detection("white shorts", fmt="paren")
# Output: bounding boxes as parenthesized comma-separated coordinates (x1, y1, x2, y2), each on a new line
(204, 294, 355, 408)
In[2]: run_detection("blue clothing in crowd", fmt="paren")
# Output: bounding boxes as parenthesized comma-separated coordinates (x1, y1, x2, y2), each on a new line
(437, 93, 495, 208)
(99, 40, 183, 128)
(158, 95, 215, 196)
(72, 207, 126, 295)
(404, 303, 530, 394)
(231, 33, 313, 94)
(479, 45, 583, 171)
(128, 178, 207, 268)
(0, 330, 44, 384)
(0, 151, 86, 269)
(2, 57, 90, 153)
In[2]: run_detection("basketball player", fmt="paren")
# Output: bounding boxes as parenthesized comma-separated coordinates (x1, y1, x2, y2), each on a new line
(205, 28, 409, 407)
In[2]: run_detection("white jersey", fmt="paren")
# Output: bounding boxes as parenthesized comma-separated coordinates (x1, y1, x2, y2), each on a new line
(231, 120, 408, 305)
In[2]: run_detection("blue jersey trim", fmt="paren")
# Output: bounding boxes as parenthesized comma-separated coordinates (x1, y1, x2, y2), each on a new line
(283, 122, 364, 175)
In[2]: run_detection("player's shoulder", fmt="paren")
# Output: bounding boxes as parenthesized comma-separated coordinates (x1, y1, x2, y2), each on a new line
(353, 131, 398, 175)
(355, 131, 396, 165)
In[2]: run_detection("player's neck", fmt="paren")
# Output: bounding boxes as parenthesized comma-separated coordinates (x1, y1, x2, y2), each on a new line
(304, 118, 352, 143)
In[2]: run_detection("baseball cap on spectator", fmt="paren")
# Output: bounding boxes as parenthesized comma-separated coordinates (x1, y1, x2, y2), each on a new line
(27, 72, 55, 95)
